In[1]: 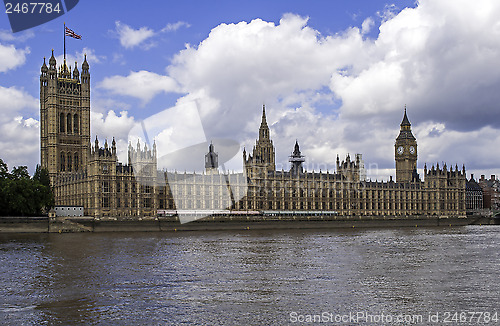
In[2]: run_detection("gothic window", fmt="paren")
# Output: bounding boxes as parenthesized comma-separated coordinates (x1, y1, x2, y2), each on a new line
(60, 152, 65, 171)
(60, 113, 65, 132)
(67, 114, 72, 134)
(67, 154, 72, 172)
(73, 114, 79, 134)
(102, 181, 110, 193)
(74, 153, 79, 171)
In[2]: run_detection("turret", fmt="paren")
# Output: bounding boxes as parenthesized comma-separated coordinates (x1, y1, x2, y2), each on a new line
(73, 61, 79, 81)
(289, 140, 305, 177)
(41, 57, 48, 73)
(112, 137, 116, 156)
(49, 49, 56, 69)
(81, 54, 90, 84)
(205, 141, 218, 174)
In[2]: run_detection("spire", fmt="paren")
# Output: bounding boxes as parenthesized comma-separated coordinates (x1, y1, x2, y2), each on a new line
(49, 49, 56, 68)
(82, 53, 89, 69)
(73, 61, 79, 80)
(41, 57, 48, 72)
(401, 105, 411, 127)
(258, 104, 270, 140)
(289, 140, 305, 176)
(396, 105, 415, 140)
(292, 140, 301, 156)
(262, 104, 266, 120)
(205, 141, 218, 170)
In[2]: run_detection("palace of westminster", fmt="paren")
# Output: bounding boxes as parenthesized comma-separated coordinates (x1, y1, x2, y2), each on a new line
(40, 52, 467, 219)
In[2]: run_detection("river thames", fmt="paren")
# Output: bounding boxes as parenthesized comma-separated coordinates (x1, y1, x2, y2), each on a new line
(0, 226, 499, 325)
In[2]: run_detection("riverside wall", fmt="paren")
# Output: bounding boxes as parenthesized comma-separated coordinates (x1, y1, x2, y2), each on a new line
(0, 214, 497, 233)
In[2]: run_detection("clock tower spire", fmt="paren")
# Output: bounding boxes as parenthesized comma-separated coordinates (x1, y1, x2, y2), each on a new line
(395, 106, 417, 183)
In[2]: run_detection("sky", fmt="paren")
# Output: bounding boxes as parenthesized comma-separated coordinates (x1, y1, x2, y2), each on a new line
(1, 0, 500, 181)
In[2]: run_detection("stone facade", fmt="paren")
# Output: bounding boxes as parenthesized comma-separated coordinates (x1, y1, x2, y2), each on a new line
(466, 175, 483, 210)
(478, 175, 500, 209)
(41, 53, 467, 219)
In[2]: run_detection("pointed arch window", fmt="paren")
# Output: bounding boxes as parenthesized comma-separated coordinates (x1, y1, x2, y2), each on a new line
(74, 153, 79, 171)
(67, 153, 72, 172)
(73, 114, 79, 134)
(60, 152, 65, 171)
(60, 113, 65, 132)
(67, 114, 72, 134)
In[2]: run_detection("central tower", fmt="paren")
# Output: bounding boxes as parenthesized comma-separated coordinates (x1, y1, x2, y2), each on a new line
(395, 107, 417, 182)
(40, 51, 91, 184)
(252, 105, 276, 172)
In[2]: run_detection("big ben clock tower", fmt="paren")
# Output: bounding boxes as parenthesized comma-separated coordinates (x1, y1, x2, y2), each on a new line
(395, 107, 417, 183)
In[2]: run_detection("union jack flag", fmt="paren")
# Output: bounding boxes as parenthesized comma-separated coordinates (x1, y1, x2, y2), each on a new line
(65, 26, 82, 40)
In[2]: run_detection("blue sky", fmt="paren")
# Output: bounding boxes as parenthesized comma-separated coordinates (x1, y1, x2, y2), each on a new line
(1, 0, 500, 180)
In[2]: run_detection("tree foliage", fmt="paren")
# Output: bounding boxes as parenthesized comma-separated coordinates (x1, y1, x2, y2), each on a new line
(0, 159, 54, 216)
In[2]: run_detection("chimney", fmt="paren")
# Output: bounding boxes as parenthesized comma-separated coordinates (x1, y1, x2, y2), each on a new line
(471, 173, 474, 180)
(481, 175, 485, 181)
(491, 175, 496, 181)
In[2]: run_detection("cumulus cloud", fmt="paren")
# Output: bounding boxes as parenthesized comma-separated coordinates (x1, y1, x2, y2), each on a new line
(0, 86, 38, 120)
(361, 17, 374, 35)
(0, 87, 39, 172)
(0, 43, 30, 73)
(91, 110, 136, 163)
(153, 0, 500, 178)
(113, 20, 190, 50)
(99, 70, 180, 104)
(0, 116, 39, 171)
(114, 21, 155, 49)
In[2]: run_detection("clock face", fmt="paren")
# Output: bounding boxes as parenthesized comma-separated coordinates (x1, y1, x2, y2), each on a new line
(409, 146, 415, 154)
(397, 146, 404, 155)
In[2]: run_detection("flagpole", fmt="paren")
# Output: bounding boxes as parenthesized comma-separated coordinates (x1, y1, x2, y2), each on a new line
(63, 22, 66, 62)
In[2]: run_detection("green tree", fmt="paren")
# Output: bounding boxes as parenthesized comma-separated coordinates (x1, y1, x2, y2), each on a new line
(0, 159, 8, 215)
(0, 160, 54, 216)
(7, 165, 34, 216)
(33, 164, 54, 214)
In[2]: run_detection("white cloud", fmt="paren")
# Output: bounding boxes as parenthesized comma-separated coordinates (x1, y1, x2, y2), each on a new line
(0, 29, 34, 42)
(99, 70, 180, 104)
(114, 21, 155, 49)
(0, 86, 38, 120)
(91, 110, 136, 164)
(0, 116, 39, 172)
(161, 21, 191, 32)
(0, 43, 30, 73)
(113, 20, 191, 50)
(361, 17, 374, 35)
(55, 47, 106, 68)
(0, 86, 40, 172)
(158, 1, 500, 178)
